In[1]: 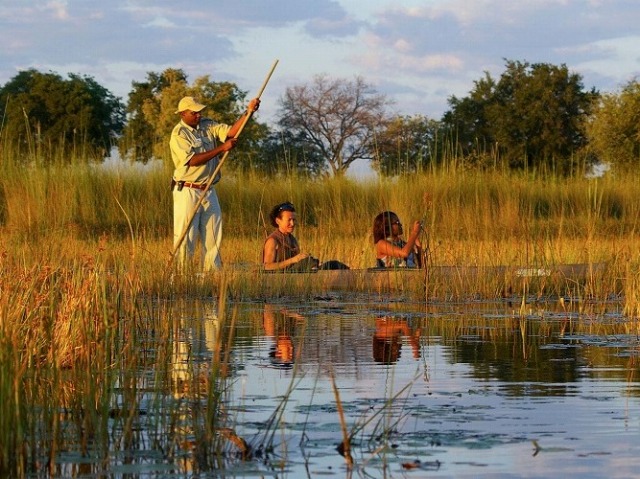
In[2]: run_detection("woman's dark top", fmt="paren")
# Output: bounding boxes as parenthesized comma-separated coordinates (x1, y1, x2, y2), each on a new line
(266, 230, 300, 263)
(264, 230, 347, 271)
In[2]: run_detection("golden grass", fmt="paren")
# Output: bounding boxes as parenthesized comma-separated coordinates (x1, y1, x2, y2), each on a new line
(0, 252, 242, 476)
(2, 160, 640, 242)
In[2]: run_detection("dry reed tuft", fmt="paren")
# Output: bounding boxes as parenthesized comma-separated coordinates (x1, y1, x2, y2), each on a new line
(0, 243, 241, 477)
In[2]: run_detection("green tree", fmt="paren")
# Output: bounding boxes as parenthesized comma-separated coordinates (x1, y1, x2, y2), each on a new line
(120, 69, 267, 166)
(278, 74, 391, 176)
(443, 60, 598, 173)
(586, 79, 640, 170)
(0, 69, 124, 161)
(372, 115, 443, 176)
(119, 69, 187, 162)
(442, 72, 497, 159)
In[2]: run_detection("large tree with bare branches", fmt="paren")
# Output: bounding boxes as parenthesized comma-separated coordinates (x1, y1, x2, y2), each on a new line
(278, 74, 391, 176)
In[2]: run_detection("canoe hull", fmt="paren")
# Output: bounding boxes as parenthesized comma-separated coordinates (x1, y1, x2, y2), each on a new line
(257, 263, 608, 298)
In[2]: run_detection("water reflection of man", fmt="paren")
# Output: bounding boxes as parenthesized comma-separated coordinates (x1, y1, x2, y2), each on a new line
(171, 303, 221, 397)
(263, 304, 305, 369)
(372, 316, 421, 364)
(169, 302, 230, 474)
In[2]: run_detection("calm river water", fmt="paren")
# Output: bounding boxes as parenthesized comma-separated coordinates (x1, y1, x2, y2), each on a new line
(162, 296, 640, 478)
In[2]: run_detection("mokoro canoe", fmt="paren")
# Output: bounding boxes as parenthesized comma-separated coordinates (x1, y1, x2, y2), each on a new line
(255, 262, 608, 297)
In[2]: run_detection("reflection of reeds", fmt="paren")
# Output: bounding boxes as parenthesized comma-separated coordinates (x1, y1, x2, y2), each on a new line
(332, 368, 419, 472)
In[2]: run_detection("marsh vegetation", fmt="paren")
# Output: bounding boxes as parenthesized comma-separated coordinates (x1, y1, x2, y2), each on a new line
(2, 159, 640, 477)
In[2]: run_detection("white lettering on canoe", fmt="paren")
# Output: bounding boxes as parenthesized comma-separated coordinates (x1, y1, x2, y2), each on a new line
(515, 268, 552, 277)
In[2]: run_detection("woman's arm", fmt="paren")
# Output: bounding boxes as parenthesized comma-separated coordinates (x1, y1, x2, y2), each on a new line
(375, 221, 422, 259)
(263, 237, 310, 271)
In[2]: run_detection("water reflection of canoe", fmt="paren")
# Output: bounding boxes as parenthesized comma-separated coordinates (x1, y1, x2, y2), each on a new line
(260, 262, 608, 295)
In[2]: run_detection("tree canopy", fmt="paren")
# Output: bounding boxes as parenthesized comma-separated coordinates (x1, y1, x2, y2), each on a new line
(119, 69, 187, 163)
(278, 75, 391, 176)
(443, 60, 598, 174)
(255, 129, 326, 177)
(0, 69, 124, 161)
(118, 68, 267, 167)
(6, 62, 635, 179)
(586, 79, 640, 171)
(372, 115, 443, 176)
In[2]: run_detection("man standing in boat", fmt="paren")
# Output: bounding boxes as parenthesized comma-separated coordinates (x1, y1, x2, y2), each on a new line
(170, 95, 260, 271)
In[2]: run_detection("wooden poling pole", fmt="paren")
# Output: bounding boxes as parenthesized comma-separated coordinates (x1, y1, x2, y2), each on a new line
(169, 60, 279, 267)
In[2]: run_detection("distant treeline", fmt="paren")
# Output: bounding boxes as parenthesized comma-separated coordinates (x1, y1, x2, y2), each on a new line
(1, 60, 639, 176)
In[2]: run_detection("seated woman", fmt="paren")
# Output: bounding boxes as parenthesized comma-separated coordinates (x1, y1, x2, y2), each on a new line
(263, 202, 318, 271)
(263, 202, 349, 272)
(373, 211, 423, 268)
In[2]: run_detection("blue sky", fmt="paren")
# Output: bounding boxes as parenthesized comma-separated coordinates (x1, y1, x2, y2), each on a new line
(1, 0, 639, 124)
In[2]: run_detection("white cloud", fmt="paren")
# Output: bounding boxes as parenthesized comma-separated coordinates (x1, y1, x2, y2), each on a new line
(574, 35, 640, 89)
(0, 0, 639, 123)
(144, 16, 175, 28)
(393, 38, 413, 54)
(402, 54, 465, 73)
(45, 0, 69, 20)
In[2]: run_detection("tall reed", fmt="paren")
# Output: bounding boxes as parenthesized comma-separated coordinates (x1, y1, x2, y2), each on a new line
(1, 150, 640, 301)
(4, 155, 640, 243)
(0, 238, 245, 477)
(0, 251, 122, 475)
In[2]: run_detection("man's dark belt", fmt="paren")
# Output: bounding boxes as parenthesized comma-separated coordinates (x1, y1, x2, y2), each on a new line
(171, 179, 208, 191)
